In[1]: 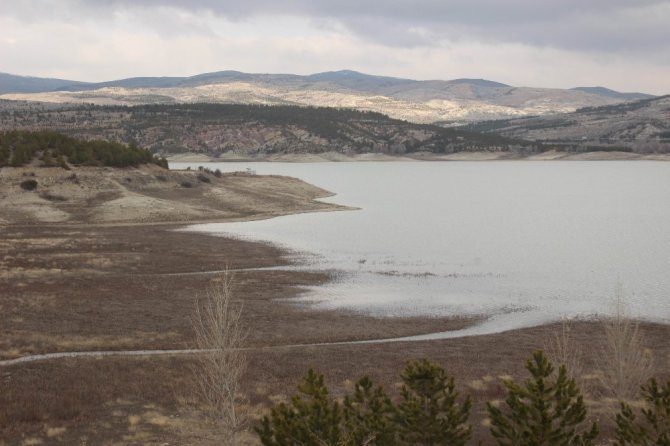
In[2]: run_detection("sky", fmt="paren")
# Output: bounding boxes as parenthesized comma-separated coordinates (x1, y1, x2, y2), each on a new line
(0, 0, 669, 94)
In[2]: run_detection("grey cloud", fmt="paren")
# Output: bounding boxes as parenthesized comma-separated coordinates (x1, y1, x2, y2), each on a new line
(2, 0, 669, 53)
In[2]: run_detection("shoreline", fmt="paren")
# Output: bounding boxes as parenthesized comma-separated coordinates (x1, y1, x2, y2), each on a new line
(0, 222, 480, 361)
(167, 150, 670, 164)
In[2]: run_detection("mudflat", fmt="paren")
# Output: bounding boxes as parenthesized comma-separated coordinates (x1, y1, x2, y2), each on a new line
(1, 168, 669, 445)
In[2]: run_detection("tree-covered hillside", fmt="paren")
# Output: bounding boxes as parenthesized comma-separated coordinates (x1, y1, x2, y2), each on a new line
(0, 102, 536, 156)
(0, 130, 168, 168)
(463, 95, 670, 153)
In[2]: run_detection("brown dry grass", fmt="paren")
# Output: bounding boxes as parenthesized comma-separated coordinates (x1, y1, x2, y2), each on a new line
(1, 321, 669, 445)
(0, 225, 477, 359)
(1, 223, 669, 444)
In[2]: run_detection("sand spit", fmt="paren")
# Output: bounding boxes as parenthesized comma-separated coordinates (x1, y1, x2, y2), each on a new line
(0, 164, 350, 225)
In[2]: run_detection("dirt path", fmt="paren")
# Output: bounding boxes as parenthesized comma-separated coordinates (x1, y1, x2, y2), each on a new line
(0, 322, 494, 367)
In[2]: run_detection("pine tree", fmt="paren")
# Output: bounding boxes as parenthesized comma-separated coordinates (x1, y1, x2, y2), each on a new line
(395, 359, 472, 446)
(487, 350, 598, 446)
(615, 378, 670, 445)
(343, 376, 397, 445)
(256, 368, 342, 446)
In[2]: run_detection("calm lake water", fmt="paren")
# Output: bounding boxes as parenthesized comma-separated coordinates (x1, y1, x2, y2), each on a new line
(172, 161, 670, 338)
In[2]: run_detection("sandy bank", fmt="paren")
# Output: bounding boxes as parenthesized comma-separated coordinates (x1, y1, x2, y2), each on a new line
(0, 164, 350, 225)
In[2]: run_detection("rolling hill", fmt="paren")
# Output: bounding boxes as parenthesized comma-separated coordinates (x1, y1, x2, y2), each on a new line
(466, 95, 670, 152)
(0, 102, 533, 156)
(0, 70, 655, 124)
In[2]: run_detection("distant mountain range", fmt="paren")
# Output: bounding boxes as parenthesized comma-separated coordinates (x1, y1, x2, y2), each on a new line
(0, 70, 656, 124)
(569, 86, 653, 101)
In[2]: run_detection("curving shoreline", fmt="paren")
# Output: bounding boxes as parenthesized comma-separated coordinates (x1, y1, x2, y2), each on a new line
(2, 165, 669, 444)
(168, 150, 670, 163)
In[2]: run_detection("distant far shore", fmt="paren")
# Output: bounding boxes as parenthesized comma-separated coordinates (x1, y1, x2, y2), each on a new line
(167, 150, 670, 163)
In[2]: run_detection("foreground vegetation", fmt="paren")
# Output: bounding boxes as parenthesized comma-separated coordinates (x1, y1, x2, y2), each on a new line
(260, 352, 669, 445)
(0, 129, 168, 168)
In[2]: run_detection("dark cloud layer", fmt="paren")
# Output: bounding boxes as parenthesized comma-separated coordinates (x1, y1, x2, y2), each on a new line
(3, 0, 669, 52)
(1, 1, 668, 93)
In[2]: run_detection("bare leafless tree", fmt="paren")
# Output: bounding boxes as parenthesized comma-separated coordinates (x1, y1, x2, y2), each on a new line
(192, 271, 247, 445)
(545, 317, 590, 395)
(599, 284, 654, 402)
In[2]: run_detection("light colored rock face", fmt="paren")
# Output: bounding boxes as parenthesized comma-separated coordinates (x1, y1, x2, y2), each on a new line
(482, 95, 670, 147)
(0, 79, 626, 124)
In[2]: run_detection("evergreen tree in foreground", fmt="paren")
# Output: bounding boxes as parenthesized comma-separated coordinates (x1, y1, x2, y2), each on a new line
(395, 358, 472, 446)
(616, 378, 670, 445)
(487, 350, 598, 446)
(256, 368, 342, 445)
(343, 376, 397, 445)
(255, 360, 471, 446)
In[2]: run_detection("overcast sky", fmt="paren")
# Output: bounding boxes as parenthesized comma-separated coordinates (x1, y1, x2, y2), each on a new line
(1, 0, 668, 94)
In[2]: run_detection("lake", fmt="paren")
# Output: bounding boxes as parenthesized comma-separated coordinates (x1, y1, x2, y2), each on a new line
(171, 161, 670, 339)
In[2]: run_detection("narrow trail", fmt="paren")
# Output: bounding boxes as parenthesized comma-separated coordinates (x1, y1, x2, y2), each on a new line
(0, 313, 546, 368)
(0, 344, 344, 368)
(0, 341, 381, 368)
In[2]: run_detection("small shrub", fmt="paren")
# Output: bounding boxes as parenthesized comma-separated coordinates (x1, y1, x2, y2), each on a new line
(197, 173, 211, 183)
(20, 179, 38, 191)
(615, 378, 670, 445)
(40, 151, 56, 167)
(180, 181, 193, 188)
(40, 191, 67, 202)
(155, 174, 168, 182)
(57, 155, 70, 170)
(214, 169, 222, 178)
